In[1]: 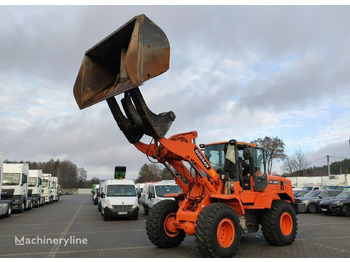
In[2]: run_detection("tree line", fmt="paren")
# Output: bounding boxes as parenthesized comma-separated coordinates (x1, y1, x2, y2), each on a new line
(3, 158, 97, 188)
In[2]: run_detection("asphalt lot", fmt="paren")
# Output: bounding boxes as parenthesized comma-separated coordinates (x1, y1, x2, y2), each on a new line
(0, 194, 349, 258)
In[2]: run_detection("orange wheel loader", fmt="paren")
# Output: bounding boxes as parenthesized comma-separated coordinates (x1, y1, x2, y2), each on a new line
(73, 14, 304, 257)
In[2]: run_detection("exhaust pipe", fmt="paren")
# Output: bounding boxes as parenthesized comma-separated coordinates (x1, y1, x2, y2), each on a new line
(73, 14, 170, 109)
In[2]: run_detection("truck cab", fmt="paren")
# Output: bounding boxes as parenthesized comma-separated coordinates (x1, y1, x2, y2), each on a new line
(51, 177, 59, 202)
(42, 174, 53, 204)
(100, 179, 139, 220)
(1, 163, 33, 213)
(0, 152, 12, 217)
(28, 169, 45, 207)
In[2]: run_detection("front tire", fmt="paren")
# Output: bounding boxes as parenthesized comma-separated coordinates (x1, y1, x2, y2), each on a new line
(195, 203, 240, 258)
(146, 200, 185, 248)
(5, 205, 12, 217)
(261, 200, 297, 246)
(307, 203, 317, 213)
(20, 202, 25, 213)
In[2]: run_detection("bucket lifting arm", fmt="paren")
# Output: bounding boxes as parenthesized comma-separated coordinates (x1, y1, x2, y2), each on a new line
(73, 14, 223, 194)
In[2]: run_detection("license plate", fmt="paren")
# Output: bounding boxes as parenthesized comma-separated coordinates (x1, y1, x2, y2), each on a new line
(321, 208, 327, 212)
(118, 211, 128, 215)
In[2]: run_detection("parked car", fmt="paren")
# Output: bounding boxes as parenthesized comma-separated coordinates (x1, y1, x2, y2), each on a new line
(65, 191, 73, 195)
(293, 189, 310, 198)
(319, 191, 350, 216)
(297, 190, 342, 213)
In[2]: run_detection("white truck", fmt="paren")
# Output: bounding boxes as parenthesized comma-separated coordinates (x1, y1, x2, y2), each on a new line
(51, 176, 59, 201)
(138, 182, 153, 214)
(100, 179, 139, 220)
(93, 184, 100, 205)
(97, 181, 105, 212)
(28, 169, 45, 207)
(42, 174, 53, 204)
(0, 152, 12, 217)
(1, 163, 33, 213)
(142, 180, 182, 214)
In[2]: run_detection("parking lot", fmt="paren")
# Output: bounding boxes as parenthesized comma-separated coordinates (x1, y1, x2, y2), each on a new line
(0, 194, 349, 258)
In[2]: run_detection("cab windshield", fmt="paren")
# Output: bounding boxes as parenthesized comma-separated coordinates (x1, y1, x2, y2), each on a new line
(28, 177, 37, 187)
(107, 185, 136, 197)
(203, 143, 265, 181)
(2, 173, 21, 185)
(304, 190, 321, 197)
(155, 185, 182, 197)
(42, 180, 49, 188)
(203, 143, 236, 180)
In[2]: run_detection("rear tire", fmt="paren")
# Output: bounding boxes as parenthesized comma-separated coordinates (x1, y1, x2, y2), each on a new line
(195, 203, 240, 258)
(307, 203, 317, 213)
(146, 200, 185, 248)
(261, 200, 297, 246)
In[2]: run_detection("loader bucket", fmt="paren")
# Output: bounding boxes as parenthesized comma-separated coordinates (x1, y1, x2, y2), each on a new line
(73, 14, 170, 109)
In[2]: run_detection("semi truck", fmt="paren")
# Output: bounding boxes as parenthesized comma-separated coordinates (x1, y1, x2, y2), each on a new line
(42, 174, 53, 204)
(0, 152, 12, 217)
(1, 163, 33, 213)
(51, 176, 59, 202)
(28, 169, 45, 207)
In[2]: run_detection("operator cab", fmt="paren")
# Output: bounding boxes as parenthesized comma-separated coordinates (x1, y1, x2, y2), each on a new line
(201, 140, 267, 192)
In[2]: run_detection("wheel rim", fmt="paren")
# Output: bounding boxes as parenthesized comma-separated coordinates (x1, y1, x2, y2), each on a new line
(342, 206, 350, 216)
(217, 218, 235, 248)
(164, 213, 179, 237)
(280, 212, 293, 236)
(308, 204, 316, 213)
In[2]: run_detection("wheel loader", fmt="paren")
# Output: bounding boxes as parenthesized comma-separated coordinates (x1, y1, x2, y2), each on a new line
(73, 14, 304, 257)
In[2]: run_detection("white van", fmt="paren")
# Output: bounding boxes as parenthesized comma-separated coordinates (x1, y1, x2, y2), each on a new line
(143, 180, 182, 214)
(138, 182, 153, 213)
(93, 184, 100, 205)
(97, 181, 105, 212)
(100, 179, 139, 220)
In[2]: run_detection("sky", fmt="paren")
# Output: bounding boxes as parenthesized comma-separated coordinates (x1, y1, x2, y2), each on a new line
(1, 4, 350, 180)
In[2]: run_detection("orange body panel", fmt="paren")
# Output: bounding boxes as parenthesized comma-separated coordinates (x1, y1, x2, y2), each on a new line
(133, 131, 295, 236)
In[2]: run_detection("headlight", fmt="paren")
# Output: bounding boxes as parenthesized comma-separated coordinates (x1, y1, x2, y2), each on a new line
(302, 200, 310, 205)
(331, 201, 342, 206)
(133, 199, 139, 208)
(105, 199, 113, 209)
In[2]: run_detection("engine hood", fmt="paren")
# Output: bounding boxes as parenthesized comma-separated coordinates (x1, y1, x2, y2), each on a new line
(320, 198, 350, 205)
